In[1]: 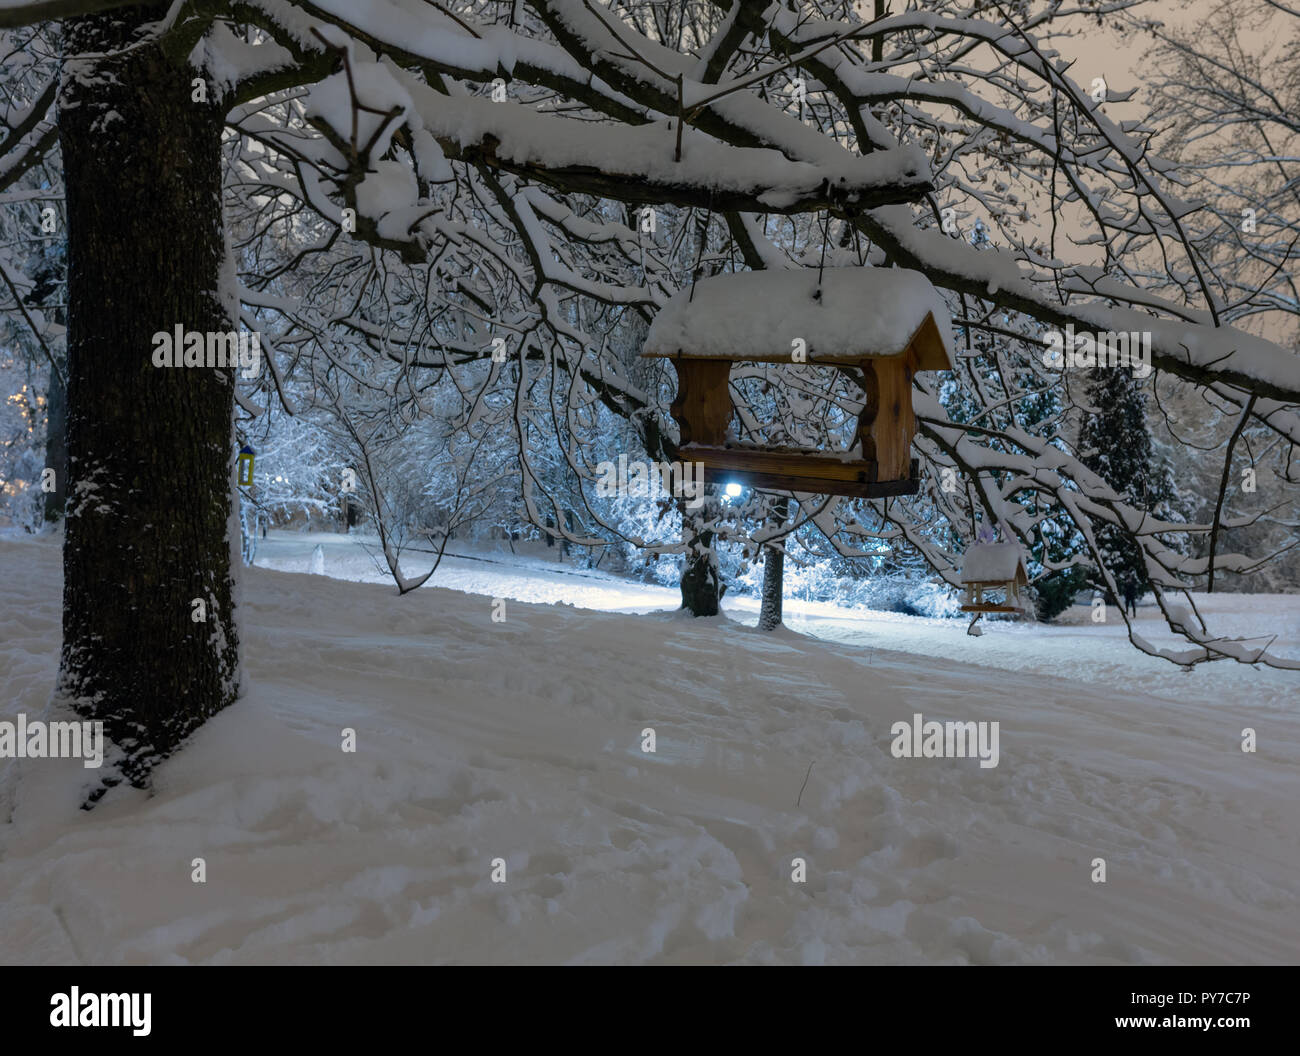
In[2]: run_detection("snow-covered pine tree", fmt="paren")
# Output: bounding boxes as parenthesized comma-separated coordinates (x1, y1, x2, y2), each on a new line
(1079, 366, 1173, 616)
(1015, 385, 1086, 621)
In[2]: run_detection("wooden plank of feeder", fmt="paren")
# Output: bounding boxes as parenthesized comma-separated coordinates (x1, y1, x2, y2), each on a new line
(902, 313, 950, 372)
(669, 359, 732, 446)
(864, 349, 917, 483)
(685, 445, 876, 482)
(711, 468, 920, 498)
(685, 447, 920, 497)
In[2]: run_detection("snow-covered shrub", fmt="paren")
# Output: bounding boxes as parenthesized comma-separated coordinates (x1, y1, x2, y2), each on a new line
(0, 443, 44, 531)
(859, 575, 962, 618)
(1033, 567, 1089, 621)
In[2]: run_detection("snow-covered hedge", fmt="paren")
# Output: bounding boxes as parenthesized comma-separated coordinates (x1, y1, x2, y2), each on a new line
(731, 552, 963, 619)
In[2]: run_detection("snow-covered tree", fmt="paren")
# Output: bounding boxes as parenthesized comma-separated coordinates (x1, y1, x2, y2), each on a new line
(4, 0, 1299, 785)
(1079, 365, 1177, 615)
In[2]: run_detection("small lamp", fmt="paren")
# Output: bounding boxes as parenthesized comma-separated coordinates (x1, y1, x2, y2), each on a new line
(237, 445, 255, 487)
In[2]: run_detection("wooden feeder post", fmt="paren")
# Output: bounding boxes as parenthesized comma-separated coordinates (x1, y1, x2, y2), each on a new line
(670, 359, 732, 447)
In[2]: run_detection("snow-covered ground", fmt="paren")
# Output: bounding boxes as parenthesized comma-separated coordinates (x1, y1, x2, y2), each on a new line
(256, 530, 1300, 711)
(1, 530, 1298, 964)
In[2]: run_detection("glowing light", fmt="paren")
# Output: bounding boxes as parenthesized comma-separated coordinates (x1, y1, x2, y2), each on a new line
(725, 482, 743, 497)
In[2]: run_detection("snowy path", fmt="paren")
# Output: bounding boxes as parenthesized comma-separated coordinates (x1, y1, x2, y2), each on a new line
(258, 530, 1300, 711)
(1, 533, 1298, 964)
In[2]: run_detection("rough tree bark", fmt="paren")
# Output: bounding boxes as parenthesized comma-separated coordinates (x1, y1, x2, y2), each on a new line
(57, 5, 239, 788)
(757, 496, 789, 631)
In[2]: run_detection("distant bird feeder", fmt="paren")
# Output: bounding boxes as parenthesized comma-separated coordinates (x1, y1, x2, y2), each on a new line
(959, 541, 1028, 616)
(641, 267, 953, 497)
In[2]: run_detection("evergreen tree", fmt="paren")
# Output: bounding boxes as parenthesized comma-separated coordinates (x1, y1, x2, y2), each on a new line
(1078, 366, 1178, 616)
(1016, 386, 1087, 620)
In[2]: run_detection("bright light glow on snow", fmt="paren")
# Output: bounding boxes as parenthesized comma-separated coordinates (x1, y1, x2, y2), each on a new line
(725, 482, 743, 497)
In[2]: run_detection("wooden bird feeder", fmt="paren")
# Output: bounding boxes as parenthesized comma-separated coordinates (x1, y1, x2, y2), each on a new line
(959, 541, 1029, 614)
(641, 268, 953, 497)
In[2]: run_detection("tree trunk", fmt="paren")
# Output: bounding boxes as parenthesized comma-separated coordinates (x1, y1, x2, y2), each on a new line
(57, 7, 239, 787)
(43, 353, 66, 523)
(757, 497, 789, 631)
(679, 499, 721, 617)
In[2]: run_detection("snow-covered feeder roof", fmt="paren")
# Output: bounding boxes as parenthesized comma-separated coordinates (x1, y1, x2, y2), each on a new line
(960, 542, 1028, 585)
(642, 267, 953, 370)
